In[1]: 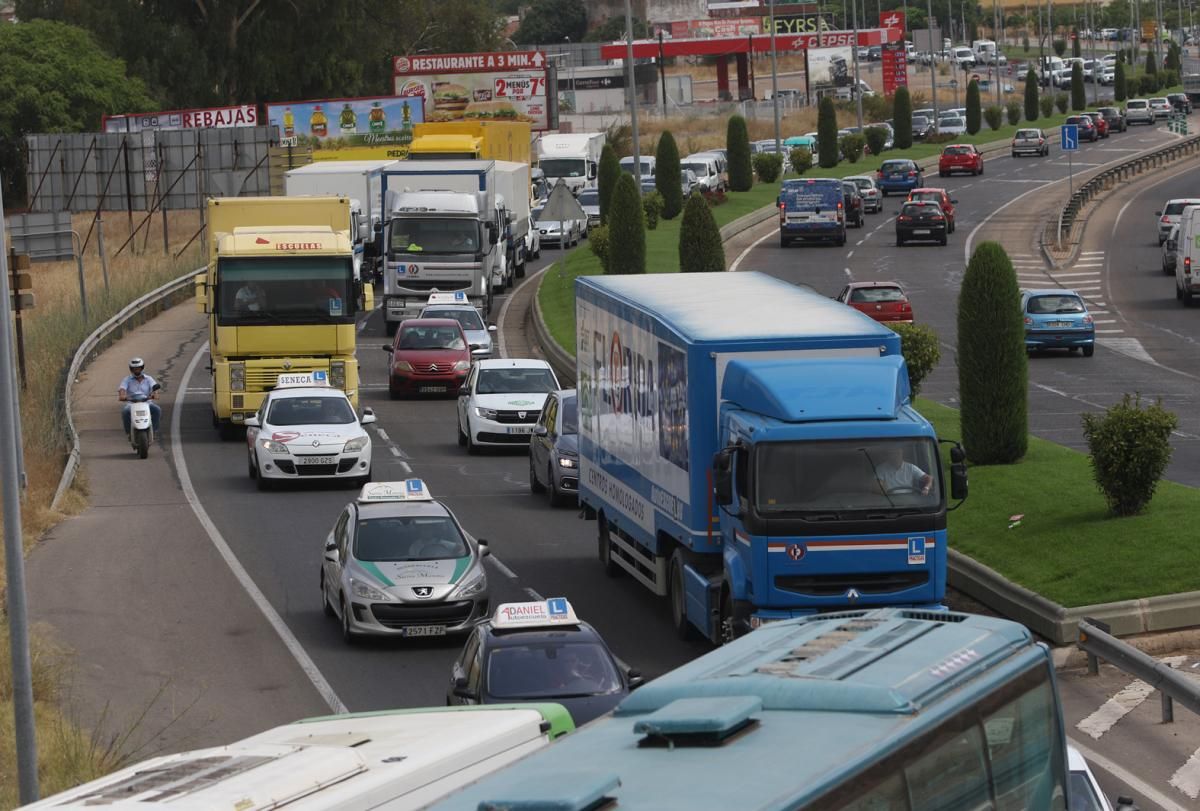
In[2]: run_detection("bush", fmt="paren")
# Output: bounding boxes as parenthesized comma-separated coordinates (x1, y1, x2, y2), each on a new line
(702, 187, 727, 207)
(1114, 62, 1127, 102)
(864, 126, 889, 157)
(788, 147, 812, 174)
(817, 96, 840, 168)
(1071, 62, 1086, 110)
(966, 79, 982, 134)
(1139, 73, 1159, 95)
(888, 323, 941, 398)
(606, 173, 646, 275)
(642, 190, 663, 230)
(984, 104, 1004, 130)
(1081, 394, 1178, 517)
(957, 241, 1028, 464)
(839, 133, 866, 163)
(1040, 94, 1055, 119)
(893, 86, 913, 149)
(1053, 39, 1067, 57)
(1055, 92, 1069, 114)
(598, 145, 620, 226)
(655, 130, 683, 220)
(726, 114, 753, 192)
(1025, 69, 1040, 121)
(588, 224, 610, 272)
(1126, 76, 1139, 101)
(1160, 69, 1178, 90)
(678, 191, 724, 273)
(1006, 100, 1021, 126)
(1022, 33, 1030, 52)
(1145, 50, 1158, 75)
(1072, 32, 1082, 58)
(752, 152, 783, 182)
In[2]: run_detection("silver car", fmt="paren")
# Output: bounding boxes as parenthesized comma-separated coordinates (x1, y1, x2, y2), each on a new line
(844, 175, 883, 213)
(1125, 99, 1154, 125)
(1149, 97, 1173, 119)
(576, 188, 601, 230)
(420, 300, 496, 359)
(1011, 128, 1049, 157)
(528, 389, 578, 507)
(321, 479, 491, 643)
(532, 205, 582, 247)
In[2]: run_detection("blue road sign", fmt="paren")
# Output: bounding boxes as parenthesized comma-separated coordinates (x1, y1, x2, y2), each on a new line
(1061, 124, 1079, 151)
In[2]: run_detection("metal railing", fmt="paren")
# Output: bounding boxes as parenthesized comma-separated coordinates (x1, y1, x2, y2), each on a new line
(1077, 618, 1200, 724)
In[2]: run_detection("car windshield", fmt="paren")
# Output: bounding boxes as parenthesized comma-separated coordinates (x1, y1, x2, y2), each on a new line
(1028, 295, 1085, 314)
(850, 178, 875, 190)
(397, 324, 466, 350)
(1164, 201, 1200, 215)
(939, 118, 966, 127)
(538, 158, 586, 178)
(1016, 130, 1040, 138)
(1066, 772, 1106, 811)
(755, 438, 942, 514)
(486, 641, 622, 699)
(911, 116, 930, 127)
(267, 396, 356, 426)
(217, 256, 354, 326)
(422, 307, 485, 331)
(477, 367, 557, 395)
(353, 515, 469, 561)
(389, 218, 479, 256)
(850, 286, 905, 302)
(577, 190, 600, 206)
(561, 395, 578, 434)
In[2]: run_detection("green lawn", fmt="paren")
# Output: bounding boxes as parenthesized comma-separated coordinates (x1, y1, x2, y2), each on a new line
(918, 398, 1200, 608)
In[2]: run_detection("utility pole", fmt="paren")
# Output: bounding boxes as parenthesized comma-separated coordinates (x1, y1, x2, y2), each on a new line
(624, 0, 640, 185)
(852, 0, 864, 128)
(929, 0, 940, 121)
(995, 0, 1003, 107)
(770, 0, 781, 153)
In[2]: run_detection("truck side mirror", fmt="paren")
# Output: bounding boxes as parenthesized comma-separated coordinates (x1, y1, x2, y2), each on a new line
(487, 222, 498, 245)
(588, 164, 597, 180)
(1115, 796, 1139, 811)
(950, 461, 968, 501)
(712, 447, 735, 506)
(373, 221, 383, 234)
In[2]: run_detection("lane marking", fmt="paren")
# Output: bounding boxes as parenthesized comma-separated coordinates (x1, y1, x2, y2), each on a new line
(1171, 746, 1200, 799)
(172, 341, 348, 715)
(1068, 737, 1191, 811)
(389, 447, 401, 457)
(524, 586, 545, 601)
(1051, 271, 1102, 277)
(1075, 655, 1188, 739)
(397, 461, 412, 474)
(729, 227, 776, 273)
(844, 267, 853, 278)
(488, 556, 519, 580)
(847, 250, 855, 258)
(375, 428, 390, 442)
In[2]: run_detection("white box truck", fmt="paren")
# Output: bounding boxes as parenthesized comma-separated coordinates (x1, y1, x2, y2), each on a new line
(536, 132, 605, 195)
(284, 159, 398, 284)
(494, 160, 532, 282)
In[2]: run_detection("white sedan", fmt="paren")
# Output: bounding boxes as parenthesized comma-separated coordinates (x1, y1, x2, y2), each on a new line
(456, 359, 560, 453)
(246, 374, 375, 490)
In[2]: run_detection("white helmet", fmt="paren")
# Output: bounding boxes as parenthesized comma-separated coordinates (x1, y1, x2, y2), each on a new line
(129, 357, 145, 372)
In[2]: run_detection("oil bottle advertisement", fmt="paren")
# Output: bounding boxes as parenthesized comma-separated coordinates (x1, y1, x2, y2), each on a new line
(265, 95, 426, 161)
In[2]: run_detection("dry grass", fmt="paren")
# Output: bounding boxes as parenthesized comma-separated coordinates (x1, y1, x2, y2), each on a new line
(665, 53, 809, 84)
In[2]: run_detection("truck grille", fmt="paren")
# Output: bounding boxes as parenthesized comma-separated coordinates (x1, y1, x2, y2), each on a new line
(775, 571, 928, 597)
(245, 362, 323, 390)
(396, 280, 471, 292)
(495, 409, 540, 424)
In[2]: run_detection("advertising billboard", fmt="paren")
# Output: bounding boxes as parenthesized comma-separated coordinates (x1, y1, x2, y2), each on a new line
(102, 105, 258, 134)
(669, 17, 760, 38)
(761, 14, 834, 35)
(807, 46, 853, 88)
(264, 95, 425, 161)
(393, 50, 549, 131)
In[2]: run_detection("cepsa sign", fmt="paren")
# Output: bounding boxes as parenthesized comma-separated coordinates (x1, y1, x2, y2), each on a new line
(102, 105, 258, 134)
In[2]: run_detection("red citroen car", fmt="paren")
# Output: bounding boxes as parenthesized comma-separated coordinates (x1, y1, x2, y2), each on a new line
(836, 281, 914, 323)
(384, 318, 472, 398)
(938, 143, 984, 177)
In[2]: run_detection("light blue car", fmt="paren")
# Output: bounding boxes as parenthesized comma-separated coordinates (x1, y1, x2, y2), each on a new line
(1021, 289, 1095, 356)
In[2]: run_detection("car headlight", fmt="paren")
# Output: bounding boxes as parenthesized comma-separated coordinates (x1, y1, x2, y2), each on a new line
(452, 566, 487, 598)
(474, 406, 498, 419)
(393, 360, 413, 372)
(351, 577, 391, 602)
(343, 435, 369, 453)
(260, 438, 291, 454)
(330, 361, 347, 389)
(558, 455, 578, 468)
(453, 360, 471, 372)
(229, 363, 245, 392)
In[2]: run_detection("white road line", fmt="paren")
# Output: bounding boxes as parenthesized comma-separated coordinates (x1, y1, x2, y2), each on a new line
(1171, 749, 1200, 799)
(1075, 660, 1186, 738)
(1095, 329, 1125, 334)
(389, 447, 401, 457)
(1051, 271, 1102, 277)
(844, 267, 853, 278)
(172, 342, 347, 715)
(990, 178, 1055, 183)
(397, 461, 412, 474)
(375, 428, 390, 442)
(856, 239, 865, 246)
(487, 556, 520, 580)
(1094, 319, 1118, 324)
(729, 227, 776, 273)
(1080, 250, 1105, 255)
(847, 250, 855, 258)
(1098, 337, 1155, 363)
(1068, 737, 1191, 811)
(524, 586, 545, 601)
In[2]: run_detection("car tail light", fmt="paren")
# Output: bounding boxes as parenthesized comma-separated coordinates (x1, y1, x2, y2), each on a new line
(908, 171, 917, 177)
(931, 214, 944, 221)
(1162, 215, 1171, 223)
(838, 201, 844, 211)
(898, 215, 912, 222)
(1186, 256, 1192, 274)
(1083, 315, 1094, 326)
(900, 302, 911, 312)
(876, 170, 883, 178)
(1024, 316, 1033, 326)
(1039, 138, 1044, 144)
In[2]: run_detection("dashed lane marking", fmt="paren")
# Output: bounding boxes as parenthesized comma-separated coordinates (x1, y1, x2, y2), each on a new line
(1076, 656, 1187, 739)
(488, 556, 519, 580)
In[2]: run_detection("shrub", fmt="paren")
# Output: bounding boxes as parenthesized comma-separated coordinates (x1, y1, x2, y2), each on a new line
(606, 173, 646, 274)
(1055, 92, 1069, 114)
(588, 225, 610, 271)
(839, 133, 866, 163)
(642, 190, 663, 230)
(1022, 33, 1030, 52)
(888, 323, 941, 398)
(957, 241, 1028, 464)
(864, 126, 888, 157)
(1114, 62, 1127, 102)
(1160, 69, 1178, 90)
(1072, 32, 1082, 58)
(1070, 62, 1086, 110)
(598, 145, 620, 226)
(817, 96, 840, 168)
(752, 151, 783, 182)
(1166, 42, 1181, 71)
(1081, 394, 1178, 517)
(655, 130, 683, 220)
(1145, 50, 1158, 75)
(1025, 69, 1040, 121)
(1040, 94, 1055, 118)
(678, 192, 725, 273)
(984, 104, 1004, 130)
(702, 187, 727, 207)
(726, 114, 753, 192)
(1006, 100, 1021, 126)
(1053, 39, 1067, 57)
(1126, 76, 1139, 101)
(1139, 73, 1158, 95)
(789, 147, 813, 174)
(965, 79, 982, 134)
(893, 86, 913, 149)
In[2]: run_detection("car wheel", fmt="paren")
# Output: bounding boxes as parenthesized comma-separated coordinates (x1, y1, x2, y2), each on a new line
(389, 383, 402, 400)
(1012, 151, 1018, 158)
(529, 455, 546, 494)
(466, 427, 480, 455)
(668, 550, 698, 641)
(1083, 345, 1095, 357)
(340, 596, 358, 645)
(385, 320, 398, 336)
(939, 234, 948, 246)
(598, 515, 620, 578)
(979, 163, 984, 174)
(1164, 262, 1174, 275)
(457, 419, 467, 447)
(1185, 287, 1195, 307)
(547, 464, 568, 508)
(939, 170, 946, 177)
(1177, 281, 1185, 300)
(248, 451, 257, 480)
(321, 573, 335, 617)
(256, 463, 274, 491)
(779, 234, 790, 248)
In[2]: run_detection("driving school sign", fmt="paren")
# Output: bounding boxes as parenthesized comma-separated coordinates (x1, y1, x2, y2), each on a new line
(393, 49, 549, 130)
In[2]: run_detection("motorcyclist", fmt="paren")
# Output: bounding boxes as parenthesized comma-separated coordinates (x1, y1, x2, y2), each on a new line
(118, 357, 162, 437)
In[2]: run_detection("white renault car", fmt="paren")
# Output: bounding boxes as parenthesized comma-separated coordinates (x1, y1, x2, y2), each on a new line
(457, 359, 560, 453)
(245, 372, 374, 490)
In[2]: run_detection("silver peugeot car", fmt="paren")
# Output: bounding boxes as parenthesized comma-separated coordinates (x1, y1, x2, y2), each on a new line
(528, 389, 578, 507)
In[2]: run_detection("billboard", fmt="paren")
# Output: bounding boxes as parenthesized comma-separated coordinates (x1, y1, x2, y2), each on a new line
(264, 95, 425, 161)
(393, 50, 549, 130)
(762, 14, 834, 35)
(807, 46, 853, 88)
(102, 105, 258, 134)
(670, 17, 760, 38)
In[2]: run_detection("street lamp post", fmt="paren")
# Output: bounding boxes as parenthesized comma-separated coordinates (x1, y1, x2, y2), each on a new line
(928, 0, 939, 122)
(770, 0, 782, 153)
(624, 0, 641, 185)
(852, 0, 864, 128)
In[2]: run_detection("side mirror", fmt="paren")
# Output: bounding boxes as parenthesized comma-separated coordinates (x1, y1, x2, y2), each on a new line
(712, 446, 735, 506)
(487, 222, 498, 245)
(627, 668, 646, 690)
(487, 324, 498, 332)
(152, 382, 163, 392)
(382, 344, 394, 352)
(452, 676, 477, 700)
(1155, 210, 1163, 216)
(951, 198, 959, 204)
(477, 538, 490, 556)
(950, 460, 968, 501)
(244, 416, 261, 428)
(1115, 796, 1139, 811)
(533, 424, 548, 437)
(373, 221, 383, 234)
(458, 385, 470, 397)
(361, 410, 377, 425)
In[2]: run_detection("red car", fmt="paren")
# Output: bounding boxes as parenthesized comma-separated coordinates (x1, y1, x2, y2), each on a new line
(383, 318, 472, 398)
(907, 187, 958, 233)
(1082, 112, 1109, 138)
(836, 281, 914, 323)
(938, 144, 983, 177)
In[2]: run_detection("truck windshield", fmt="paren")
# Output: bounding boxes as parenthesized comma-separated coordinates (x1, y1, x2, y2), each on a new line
(217, 256, 354, 326)
(389, 218, 480, 256)
(540, 158, 587, 178)
(755, 438, 941, 515)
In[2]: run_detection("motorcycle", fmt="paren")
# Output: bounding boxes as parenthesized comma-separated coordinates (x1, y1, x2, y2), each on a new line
(127, 384, 161, 459)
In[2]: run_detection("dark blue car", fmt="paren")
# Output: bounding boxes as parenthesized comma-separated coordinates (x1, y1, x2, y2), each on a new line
(1022, 289, 1095, 356)
(876, 158, 924, 195)
(778, 178, 846, 247)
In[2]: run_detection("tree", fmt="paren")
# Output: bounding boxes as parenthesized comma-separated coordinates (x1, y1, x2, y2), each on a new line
(1053, 38, 1067, 57)
(1114, 62, 1127, 102)
(726, 114, 753, 191)
(655, 130, 683, 220)
(598, 144, 620, 226)
(893, 87, 913, 149)
(606, 173, 646, 275)
(678, 192, 724, 273)
(817, 96, 840, 168)
(1025, 68, 1040, 121)
(1070, 62, 1086, 110)
(514, 0, 587, 44)
(1072, 31, 1082, 58)
(957, 241, 1028, 465)
(0, 19, 156, 204)
(584, 15, 650, 42)
(965, 79, 982, 134)
(1145, 50, 1159, 75)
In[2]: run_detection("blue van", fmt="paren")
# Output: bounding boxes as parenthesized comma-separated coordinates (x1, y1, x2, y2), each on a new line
(778, 178, 846, 247)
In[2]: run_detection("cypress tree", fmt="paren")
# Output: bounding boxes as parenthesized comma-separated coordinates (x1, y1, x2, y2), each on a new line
(1146, 50, 1159, 75)
(1114, 62, 1127, 102)
(655, 130, 683, 220)
(726, 114, 753, 191)
(606, 173, 646, 275)
(957, 241, 1028, 464)
(598, 144, 620, 226)
(678, 192, 724, 273)
(1024, 68, 1040, 121)
(817, 96, 839, 169)
(965, 79, 982, 135)
(1072, 32, 1082, 58)
(893, 87, 913, 150)
(1071, 62, 1086, 111)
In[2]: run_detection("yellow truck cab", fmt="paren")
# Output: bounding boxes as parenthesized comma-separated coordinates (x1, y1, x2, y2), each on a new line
(408, 121, 531, 163)
(195, 196, 372, 438)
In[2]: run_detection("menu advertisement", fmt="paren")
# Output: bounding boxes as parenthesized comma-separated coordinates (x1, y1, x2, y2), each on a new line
(393, 51, 549, 131)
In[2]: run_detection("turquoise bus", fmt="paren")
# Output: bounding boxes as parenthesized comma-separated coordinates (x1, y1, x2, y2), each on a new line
(429, 609, 1070, 810)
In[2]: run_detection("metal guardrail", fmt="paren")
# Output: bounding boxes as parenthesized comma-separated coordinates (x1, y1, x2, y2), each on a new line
(1077, 618, 1200, 724)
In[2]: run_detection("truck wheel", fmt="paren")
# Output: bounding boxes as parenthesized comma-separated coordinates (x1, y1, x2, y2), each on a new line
(719, 588, 752, 646)
(779, 235, 790, 248)
(668, 551, 698, 641)
(598, 516, 620, 578)
(515, 261, 526, 279)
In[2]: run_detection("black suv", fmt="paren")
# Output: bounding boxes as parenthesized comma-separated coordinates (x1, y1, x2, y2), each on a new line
(1167, 93, 1193, 114)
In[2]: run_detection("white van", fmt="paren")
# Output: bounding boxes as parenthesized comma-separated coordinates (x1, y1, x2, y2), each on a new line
(1175, 204, 1200, 305)
(952, 46, 976, 69)
(682, 153, 725, 193)
(619, 155, 656, 177)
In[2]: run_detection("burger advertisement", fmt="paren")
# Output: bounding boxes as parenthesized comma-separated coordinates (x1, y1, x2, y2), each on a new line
(393, 50, 549, 130)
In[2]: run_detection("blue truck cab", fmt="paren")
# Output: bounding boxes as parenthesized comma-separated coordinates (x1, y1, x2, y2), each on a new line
(778, 177, 846, 247)
(576, 273, 967, 645)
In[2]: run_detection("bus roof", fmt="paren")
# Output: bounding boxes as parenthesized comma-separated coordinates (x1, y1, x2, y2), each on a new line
(429, 609, 1045, 811)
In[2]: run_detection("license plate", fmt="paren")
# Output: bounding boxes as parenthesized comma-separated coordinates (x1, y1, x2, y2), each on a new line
(1048, 321, 1071, 327)
(297, 455, 336, 465)
(405, 625, 446, 637)
(914, 229, 931, 235)
(507, 425, 533, 435)
(419, 385, 444, 393)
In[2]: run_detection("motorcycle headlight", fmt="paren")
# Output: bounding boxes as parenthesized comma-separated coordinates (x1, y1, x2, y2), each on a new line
(474, 406, 498, 420)
(393, 360, 413, 372)
(351, 577, 391, 602)
(260, 438, 291, 454)
(452, 566, 487, 598)
(453, 360, 471, 372)
(330, 361, 347, 389)
(558, 455, 578, 469)
(343, 435, 369, 453)
(229, 363, 245, 392)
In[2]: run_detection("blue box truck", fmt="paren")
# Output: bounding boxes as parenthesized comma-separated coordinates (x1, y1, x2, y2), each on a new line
(576, 272, 967, 644)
